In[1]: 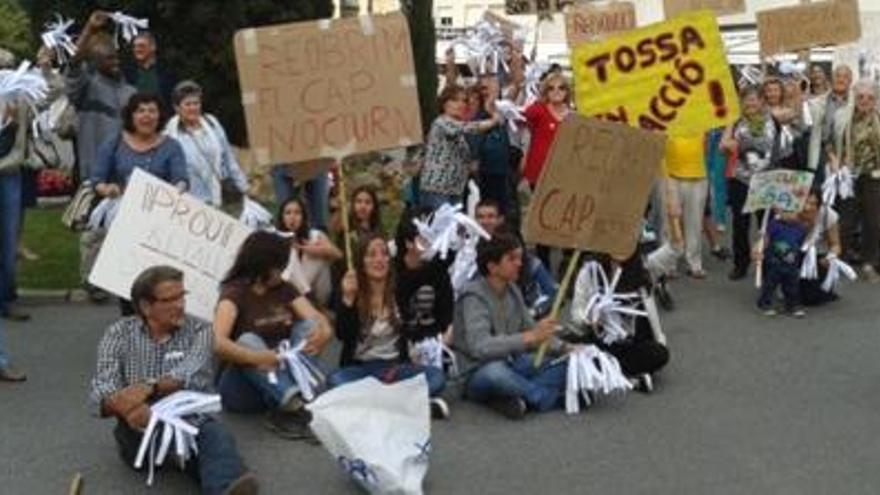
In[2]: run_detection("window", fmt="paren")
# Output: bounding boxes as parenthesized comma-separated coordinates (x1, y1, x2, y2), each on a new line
(440, 16, 453, 26)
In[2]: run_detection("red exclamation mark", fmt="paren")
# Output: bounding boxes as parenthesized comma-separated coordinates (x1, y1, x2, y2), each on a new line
(708, 81, 727, 118)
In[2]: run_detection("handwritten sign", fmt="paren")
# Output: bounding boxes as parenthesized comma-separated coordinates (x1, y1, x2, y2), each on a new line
(571, 11, 739, 137)
(524, 115, 666, 258)
(234, 13, 423, 166)
(757, 0, 861, 58)
(663, 0, 745, 19)
(565, 2, 636, 47)
(743, 170, 815, 214)
(505, 0, 574, 15)
(89, 169, 253, 321)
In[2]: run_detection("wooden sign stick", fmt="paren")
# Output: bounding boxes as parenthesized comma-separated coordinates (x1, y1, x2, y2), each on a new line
(533, 250, 582, 368)
(323, 140, 357, 272)
(755, 210, 771, 289)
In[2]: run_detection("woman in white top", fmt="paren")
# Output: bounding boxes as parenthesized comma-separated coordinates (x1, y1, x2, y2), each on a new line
(163, 80, 249, 208)
(277, 197, 342, 307)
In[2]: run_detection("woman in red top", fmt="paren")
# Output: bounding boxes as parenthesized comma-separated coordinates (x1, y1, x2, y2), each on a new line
(522, 72, 572, 188)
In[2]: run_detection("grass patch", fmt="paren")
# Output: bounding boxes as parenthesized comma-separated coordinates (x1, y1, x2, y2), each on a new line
(18, 207, 80, 290)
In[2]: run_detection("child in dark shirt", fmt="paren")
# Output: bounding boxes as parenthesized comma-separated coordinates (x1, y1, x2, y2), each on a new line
(755, 214, 809, 317)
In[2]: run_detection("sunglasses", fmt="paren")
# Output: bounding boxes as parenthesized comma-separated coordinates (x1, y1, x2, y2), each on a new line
(549, 85, 568, 91)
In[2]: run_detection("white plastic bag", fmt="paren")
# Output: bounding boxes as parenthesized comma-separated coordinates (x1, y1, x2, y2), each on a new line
(307, 376, 431, 494)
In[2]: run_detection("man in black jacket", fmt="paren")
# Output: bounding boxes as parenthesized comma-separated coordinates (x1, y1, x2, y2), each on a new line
(124, 32, 176, 115)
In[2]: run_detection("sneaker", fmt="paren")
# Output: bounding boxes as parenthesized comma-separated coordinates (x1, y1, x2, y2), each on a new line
(0, 305, 30, 322)
(761, 307, 777, 317)
(430, 398, 450, 420)
(728, 266, 748, 281)
(85, 284, 109, 304)
(0, 365, 26, 382)
(487, 396, 527, 420)
(223, 472, 259, 495)
(686, 269, 707, 280)
(862, 264, 880, 283)
(634, 373, 654, 394)
(711, 247, 731, 260)
(790, 308, 806, 318)
(263, 410, 319, 444)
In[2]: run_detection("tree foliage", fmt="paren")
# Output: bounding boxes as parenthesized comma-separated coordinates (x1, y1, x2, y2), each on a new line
(0, 0, 33, 61)
(24, 0, 334, 145)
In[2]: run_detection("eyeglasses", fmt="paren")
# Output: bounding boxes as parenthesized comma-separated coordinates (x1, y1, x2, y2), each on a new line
(549, 85, 568, 91)
(152, 291, 188, 304)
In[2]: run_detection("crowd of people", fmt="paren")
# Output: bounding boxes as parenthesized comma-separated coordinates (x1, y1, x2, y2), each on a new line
(0, 7, 875, 495)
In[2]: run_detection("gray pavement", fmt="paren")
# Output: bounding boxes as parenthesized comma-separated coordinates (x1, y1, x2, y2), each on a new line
(3, 258, 880, 494)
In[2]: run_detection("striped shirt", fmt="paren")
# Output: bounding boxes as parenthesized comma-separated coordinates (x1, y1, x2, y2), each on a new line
(88, 315, 214, 416)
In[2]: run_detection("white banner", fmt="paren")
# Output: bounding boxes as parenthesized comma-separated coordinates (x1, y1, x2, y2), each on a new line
(89, 169, 253, 321)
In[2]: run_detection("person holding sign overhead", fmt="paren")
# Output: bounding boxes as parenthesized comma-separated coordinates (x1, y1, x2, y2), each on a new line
(521, 72, 571, 190)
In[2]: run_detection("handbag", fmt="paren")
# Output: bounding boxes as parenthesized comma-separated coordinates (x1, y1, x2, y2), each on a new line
(61, 181, 99, 231)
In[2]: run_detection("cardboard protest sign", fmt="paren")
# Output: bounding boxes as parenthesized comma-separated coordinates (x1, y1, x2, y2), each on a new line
(757, 0, 861, 58)
(743, 170, 814, 214)
(571, 11, 740, 137)
(565, 2, 636, 47)
(89, 169, 253, 321)
(505, 0, 574, 15)
(663, 0, 745, 19)
(524, 115, 666, 258)
(234, 13, 423, 166)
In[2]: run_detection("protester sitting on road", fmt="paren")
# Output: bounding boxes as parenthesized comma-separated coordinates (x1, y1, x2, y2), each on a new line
(88, 265, 258, 494)
(753, 210, 809, 317)
(475, 200, 558, 317)
(453, 230, 568, 420)
(329, 233, 449, 419)
(213, 231, 332, 440)
(419, 84, 500, 209)
(570, 253, 670, 392)
(798, 190, 844, 306)
(832, 80, 880, 283)
(394, 207, 455, 365)
(164, 80, 248, 210)
(277, 197, 341, 308)
(720, 86, 792, 281)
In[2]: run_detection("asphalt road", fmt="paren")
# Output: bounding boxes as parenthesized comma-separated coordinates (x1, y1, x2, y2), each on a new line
(2, 257, 880, 494)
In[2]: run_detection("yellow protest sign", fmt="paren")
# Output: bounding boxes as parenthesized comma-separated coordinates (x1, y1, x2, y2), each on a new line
(571, 11, 739, 137)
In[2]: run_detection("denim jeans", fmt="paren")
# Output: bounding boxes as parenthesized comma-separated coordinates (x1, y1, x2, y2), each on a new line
(0, 172, 22, 310)
(758, 260, 801, 311)
(217, 320, 327, 413)
(528, 256, 558, 317)
(114, 417, 246, 495)
(0, 318, 8, 370)
(328, 360, 446, 397)
(465, 353, 568, 412)
(272, 166, 329, 230)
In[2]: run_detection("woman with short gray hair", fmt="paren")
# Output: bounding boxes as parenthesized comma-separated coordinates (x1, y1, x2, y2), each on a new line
(163, 80, 249, 209)
(833, 79, 880, 282)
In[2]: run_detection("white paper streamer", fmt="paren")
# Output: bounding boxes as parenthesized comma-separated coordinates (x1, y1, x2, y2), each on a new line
(565, 345, 632, 415)
(109, 11, 149, 46)
(738, 65, 764, 88)
(821, 167, 854, 207)
(800, 244, 818, 280)
(133, 391, 221, 487)
(494, 99, 526, 133)
(238, 196, 273, 229)
(410, 336, 459, 378)
(267, 339, 325, 402)
(87, 197, 120, 230)
(821, 253, 857, 292)
(41, 15, 77, 64)
(523, 61, 551, 105)
(572, 262, 647, 345)
(448, 20, 510, 76)
(413, 202, 490, 261)
(0, 61, 49, 129)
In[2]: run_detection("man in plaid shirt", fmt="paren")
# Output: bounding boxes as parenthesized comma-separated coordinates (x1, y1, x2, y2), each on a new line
(89, 265, 258, 495)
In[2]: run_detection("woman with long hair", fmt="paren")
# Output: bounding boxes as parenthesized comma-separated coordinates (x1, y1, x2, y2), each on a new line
(330, 233, 449, 419)
(213, 231, 333, 439)
(521, 72, 572, 189)
(277, 197, 341, 307)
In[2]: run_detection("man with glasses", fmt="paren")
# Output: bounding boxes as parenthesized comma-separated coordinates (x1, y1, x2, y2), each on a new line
(89, 265, 258, 494)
